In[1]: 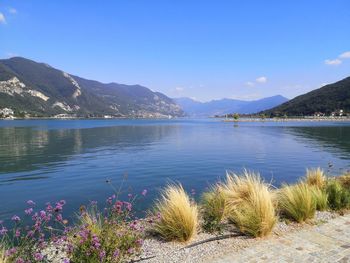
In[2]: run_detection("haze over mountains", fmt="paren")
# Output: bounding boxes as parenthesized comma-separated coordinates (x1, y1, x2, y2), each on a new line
(174, 95, 288, 117)
(0, 57, 183, 118)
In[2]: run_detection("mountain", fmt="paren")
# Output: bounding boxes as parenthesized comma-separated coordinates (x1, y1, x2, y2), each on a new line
(174, 95, 288, 117)
(262, 77, 350, 117)
(0, 57, 183, 118)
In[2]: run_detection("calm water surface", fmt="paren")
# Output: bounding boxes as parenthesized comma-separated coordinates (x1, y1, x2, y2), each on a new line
(0, 119, 350, 220)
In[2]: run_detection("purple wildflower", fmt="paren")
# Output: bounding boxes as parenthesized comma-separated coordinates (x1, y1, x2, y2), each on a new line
(99, 250, 106, 261)
(40, 210, 47, 219)
(106, 197, 113, 204)
(46, 202, 53, 213)
(5, 247, 17, 257)
(54, 202, 63, 212)
(25, 208, 33, 215)
(11, 215, 21, 222)
(92, 234, 101, 249)
(113, 249, 120, 258)
(34, 252, 44, 261)
(16, 258, 24, 263)
(0, 227, 7, 236)
(124, 201, 132, 211)
(114, 201, 123, 213)
(56, 213, 63, 222)
(26, 200, 36, 206)
(15, 229, 20, 237)
(27, 230, 34, 238)
(141, 189, 148, 196)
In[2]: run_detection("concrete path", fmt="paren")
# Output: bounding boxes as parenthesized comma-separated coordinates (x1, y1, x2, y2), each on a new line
(209, 214, 350, 263)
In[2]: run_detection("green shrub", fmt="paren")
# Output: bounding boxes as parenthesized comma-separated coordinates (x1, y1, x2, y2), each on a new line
(278, 183, 316, 222)
(326, 180, 350, 210)
(201, 186, 227, 232)
(220, 171, 276, 237)
(153, 184, 198, 242)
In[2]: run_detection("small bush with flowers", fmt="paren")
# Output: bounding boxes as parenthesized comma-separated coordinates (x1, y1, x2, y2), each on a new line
(0, 199, 70, 262)
(67, 194, 145, 263)
(0, 186, 148, 263)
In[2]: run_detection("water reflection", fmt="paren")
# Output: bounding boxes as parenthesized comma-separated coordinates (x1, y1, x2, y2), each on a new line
(285, 126, 350, 159)
(0, 125, 176, 176)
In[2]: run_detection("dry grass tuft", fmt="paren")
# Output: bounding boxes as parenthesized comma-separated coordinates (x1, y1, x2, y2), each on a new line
(310, 187, 328, 211)
(0, 245, 8, 263)
(305, 168, 326, 189)
(220, 170, 276, 237)
(278, 183, 316, 222)
(201, 185, 227, 232)
(337, 172, 350, 189)
(153, 184, 198, 242)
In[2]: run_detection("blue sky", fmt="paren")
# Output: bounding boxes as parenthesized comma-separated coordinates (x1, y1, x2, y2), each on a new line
(0, 1, 350, 102)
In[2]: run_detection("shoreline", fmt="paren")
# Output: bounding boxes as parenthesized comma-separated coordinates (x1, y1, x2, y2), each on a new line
(1, 117, 350, 122)
(222, 117, 350, 122)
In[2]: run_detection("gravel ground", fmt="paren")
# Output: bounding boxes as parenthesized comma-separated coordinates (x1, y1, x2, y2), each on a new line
(43, 211, 338, 262)
(137, 211, 338, 263)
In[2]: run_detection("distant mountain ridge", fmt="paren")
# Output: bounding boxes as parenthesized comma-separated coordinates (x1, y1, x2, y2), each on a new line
(174, 95, 288, 117)
(262, 77, 350, 116)
(0, 57, 183, 118)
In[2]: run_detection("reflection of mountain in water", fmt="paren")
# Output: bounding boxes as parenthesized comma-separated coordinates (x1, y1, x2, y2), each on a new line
(0, 125, 176, 174)
(286, 126, 350, 159)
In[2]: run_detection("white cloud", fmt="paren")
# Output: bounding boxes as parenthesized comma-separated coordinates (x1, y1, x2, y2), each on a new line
(339, 51, 350, 59)
(0, 13, 6, 24)
(245, 81, 255, 87)
(175, 87, 184, 92)
(324, 59, 342, 66)
(256, 76, 267, 83)
(190, 97, 199, 101)
(8, 8, 17, 14)
(5, 52, 19, 58)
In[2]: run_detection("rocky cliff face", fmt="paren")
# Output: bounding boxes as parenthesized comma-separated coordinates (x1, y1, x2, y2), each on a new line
(0, 57, 183, 118)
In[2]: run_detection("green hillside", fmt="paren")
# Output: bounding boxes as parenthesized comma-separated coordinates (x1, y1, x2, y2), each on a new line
(263, 77, 350, 117)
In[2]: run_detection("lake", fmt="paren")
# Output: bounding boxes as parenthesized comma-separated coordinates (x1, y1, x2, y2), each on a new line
(1, 119, 350, 221)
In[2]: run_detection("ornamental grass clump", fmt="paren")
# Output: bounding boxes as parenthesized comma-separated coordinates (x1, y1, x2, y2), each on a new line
(311, 187, 328, 211)
(326, 179, 350, 211)
(153, 184, 198, 242)
(337, 172, 350, 189)
(305, 168, 326, 189)
(68, 197, 144, 263)
(201, 185, 227, 232)
(278, 183, 316, 222)
(220, 171, 276, 237)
